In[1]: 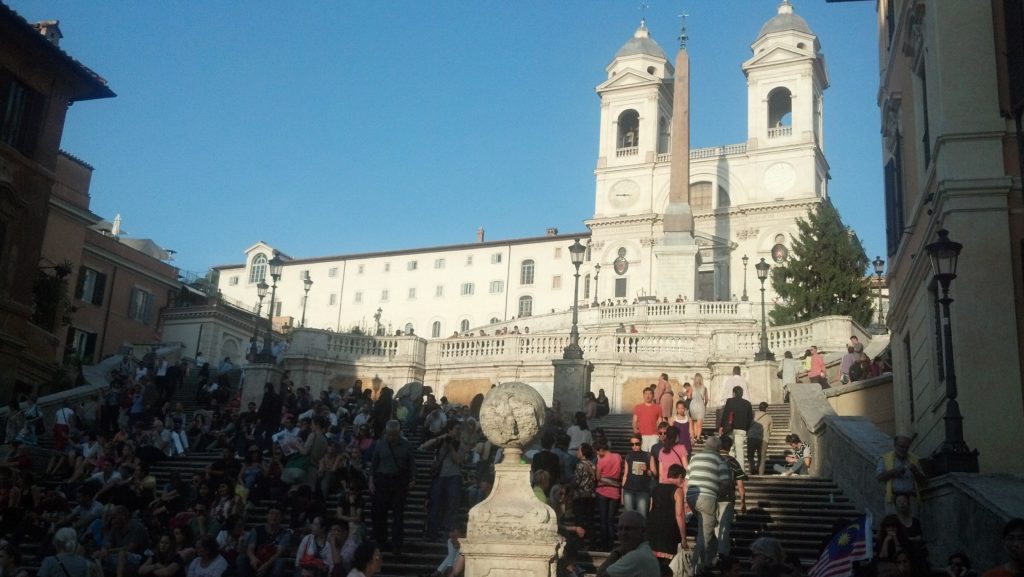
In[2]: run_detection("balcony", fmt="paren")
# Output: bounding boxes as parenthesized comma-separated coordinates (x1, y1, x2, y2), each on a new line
(768, 126, 793, 138)
(616, 146, 638, 158)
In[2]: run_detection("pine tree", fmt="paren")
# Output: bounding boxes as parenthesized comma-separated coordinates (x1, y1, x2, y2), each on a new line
(769, 202, 875, 327)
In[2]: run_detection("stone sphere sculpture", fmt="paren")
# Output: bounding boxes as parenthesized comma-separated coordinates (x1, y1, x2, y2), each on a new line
(478, 382, 546, 449)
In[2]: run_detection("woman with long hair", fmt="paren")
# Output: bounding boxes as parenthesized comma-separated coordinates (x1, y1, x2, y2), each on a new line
(570, 443, 597, 541)
(295, 516, 341, 574)
(566, 412, 592, 454)
(647, 464, 688, 566)
(689, 373, 708, 441)
(651, 426, 688, 484)
(671, 400, 693, 457)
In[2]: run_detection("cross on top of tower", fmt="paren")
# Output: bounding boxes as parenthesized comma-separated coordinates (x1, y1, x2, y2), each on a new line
(678, 11, 689, 49)
(639, 1, 649, 29)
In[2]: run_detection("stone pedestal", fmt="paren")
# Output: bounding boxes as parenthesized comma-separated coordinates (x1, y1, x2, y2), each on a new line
(552, 358, 589, 417)
(463, 383, 562, 577)
(747, 360, 781, 406)
(654, 234, 699, 301)
(241, 363, 285, 407)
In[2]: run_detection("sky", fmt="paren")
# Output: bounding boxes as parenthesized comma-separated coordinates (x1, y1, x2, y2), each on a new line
(9, 0, 883, 276)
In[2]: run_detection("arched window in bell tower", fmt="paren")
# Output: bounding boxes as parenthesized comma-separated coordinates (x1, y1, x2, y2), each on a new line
(767, 87, 792, 137)
(617, 110, 640, 150)
(657, 115, 670, 154)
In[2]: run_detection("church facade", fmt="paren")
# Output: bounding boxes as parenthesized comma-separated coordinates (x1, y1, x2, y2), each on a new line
(214, 3, 832, 339)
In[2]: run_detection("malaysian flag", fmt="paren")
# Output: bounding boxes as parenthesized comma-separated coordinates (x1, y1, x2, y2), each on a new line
(808, 512, 874, 577)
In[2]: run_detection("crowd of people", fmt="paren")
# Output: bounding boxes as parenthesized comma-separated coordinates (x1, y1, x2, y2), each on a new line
(0, 345, 1017, 577)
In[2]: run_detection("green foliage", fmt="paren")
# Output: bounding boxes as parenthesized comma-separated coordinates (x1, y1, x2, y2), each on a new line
(769, 202, 875, 327)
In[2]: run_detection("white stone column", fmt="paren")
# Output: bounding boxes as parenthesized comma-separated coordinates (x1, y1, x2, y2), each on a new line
(461, 383, 562, 577)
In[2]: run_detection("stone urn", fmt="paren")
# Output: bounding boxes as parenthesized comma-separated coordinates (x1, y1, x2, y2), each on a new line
(461, 382, 562, 576)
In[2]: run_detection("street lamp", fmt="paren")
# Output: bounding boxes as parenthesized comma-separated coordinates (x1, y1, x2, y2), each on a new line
(592, 263, 601, 307)
(741, 254, 750, 301)
(260, 253, 284, 361)
(252, 281, 268, 359)
(872, 256, 885, 330)
(300, 275, 314, 327)
(563, 239, 587, 360)
(754, 258, 775, 361)
(924, 228, 978, 473)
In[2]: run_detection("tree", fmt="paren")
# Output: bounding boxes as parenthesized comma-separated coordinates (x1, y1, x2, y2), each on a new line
(769, 202, 874, 327)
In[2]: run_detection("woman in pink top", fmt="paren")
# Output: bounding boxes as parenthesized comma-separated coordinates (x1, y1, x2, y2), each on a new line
(594, 439, 623, 551)
(651, 426, 689, 484)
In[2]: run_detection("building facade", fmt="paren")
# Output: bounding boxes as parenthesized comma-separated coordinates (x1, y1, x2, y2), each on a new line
(0, 4, 114, 395)
(215, 4, 832, 344)
(876, 0, 1024, 475)
(41, 152, 182, 365)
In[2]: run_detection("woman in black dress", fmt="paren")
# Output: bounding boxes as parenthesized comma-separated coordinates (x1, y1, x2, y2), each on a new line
(647, 463, 689, 567)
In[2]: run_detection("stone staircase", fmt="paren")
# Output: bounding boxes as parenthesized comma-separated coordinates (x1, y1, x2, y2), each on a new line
(16, 380, 864, 577)
(586, 405, 860, 567)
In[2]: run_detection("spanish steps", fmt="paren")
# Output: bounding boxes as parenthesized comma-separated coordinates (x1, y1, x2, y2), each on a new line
(15, 375, 863, 577)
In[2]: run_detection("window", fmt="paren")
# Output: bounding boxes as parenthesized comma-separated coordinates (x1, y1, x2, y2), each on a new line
(461, 282, 475, 296)
(431, 321, 442, 338)
(435, 258, 446, 269)
(329, 293, 337, 306)
(466, 255, 474, 266)
(354, 291, 363, 304)
(520, 260, 535, 285)
(552, 275, 562, 289)
(408, 287, 416, 300)
(0, 71, 44, 157)
(460, 319, 470, 333)
(328, 267, 338, 278)
(407, 261, 418, 271)
(617, 109, 640, 149)
(249, 253, 268, 283)
(435, 285, 444, 297)
(615, 278, 627, 298)
(68, 328, 97, 363)
(75, 267, 107, 306)
(128, 288, 155, 325)
(358, 264, 365, 275)
(228, 276, 239, 286)
(554, 247, 562, 259)
(658, 115, 670, 154)
(491, 253, 503, 264)
(404, 323, 414, 335)
(884, 138, 905, 256)
(489, 280, 504, 294)
(518, 296, 533, 318)
(384, 263, 390, 272)
(767, 87, 792, 129)
(381, 289, 389, 302)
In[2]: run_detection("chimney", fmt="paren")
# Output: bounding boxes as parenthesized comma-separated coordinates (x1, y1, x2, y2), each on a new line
(476, 227, 485, 243)
(546, 227, 558, 236)
(33, 20, 63, 47)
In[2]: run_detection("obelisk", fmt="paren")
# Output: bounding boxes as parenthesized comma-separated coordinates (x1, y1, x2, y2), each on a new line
(656, 14, 699, 299)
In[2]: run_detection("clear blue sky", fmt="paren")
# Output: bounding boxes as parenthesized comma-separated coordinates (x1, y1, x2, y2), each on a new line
(10, 0, 883, 275)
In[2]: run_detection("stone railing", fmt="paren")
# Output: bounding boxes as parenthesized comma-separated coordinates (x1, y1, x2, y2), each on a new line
(616, 147, 638, 158)
(287, 329, 426, 365)
(434, 334, 599, 364)
(725, 315, 871, 357)
(654, 144, 749, 163)
(768, 126, 792, 138)
(597, 300, 755, 323)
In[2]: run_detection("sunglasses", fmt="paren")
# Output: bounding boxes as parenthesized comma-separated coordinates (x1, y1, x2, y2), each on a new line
(630, 442, 642, 446)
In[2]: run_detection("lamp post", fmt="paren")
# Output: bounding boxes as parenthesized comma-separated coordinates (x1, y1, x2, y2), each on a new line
(741, 254, 750, 302)
(260, 253, 284, 361)
(592, 263, 601, 307)
(872, 256, 885, 330)
(754, 258, 775, 361)
(300, 275, 314, 327)
(252, 281, 268, 360)
(925, 229, 978, 473)
(563, 239, 587, 360)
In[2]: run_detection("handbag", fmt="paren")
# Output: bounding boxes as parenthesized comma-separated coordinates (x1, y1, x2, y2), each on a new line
(668, 544, 695, 577)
